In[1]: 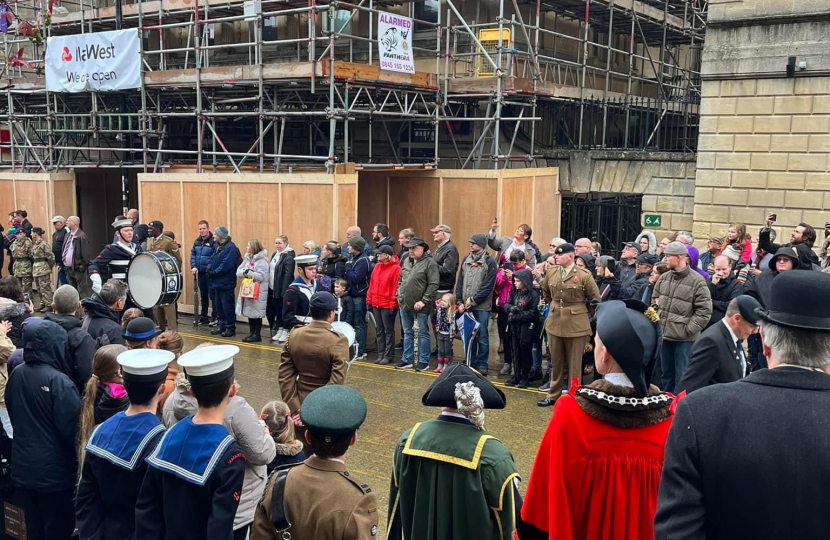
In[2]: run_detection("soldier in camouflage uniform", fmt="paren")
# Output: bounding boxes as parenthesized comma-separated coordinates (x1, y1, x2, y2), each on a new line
(31, 227, 55, 312)
(11, 228, 33, 296)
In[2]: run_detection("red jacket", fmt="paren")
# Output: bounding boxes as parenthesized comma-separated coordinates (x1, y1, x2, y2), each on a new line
(366, 255, 401, 309)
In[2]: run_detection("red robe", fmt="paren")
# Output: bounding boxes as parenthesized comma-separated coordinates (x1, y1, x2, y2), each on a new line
(519, 382, 677, 540)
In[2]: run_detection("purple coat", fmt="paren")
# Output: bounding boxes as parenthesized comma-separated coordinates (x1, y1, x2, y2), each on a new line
(686, 246, 710, 280)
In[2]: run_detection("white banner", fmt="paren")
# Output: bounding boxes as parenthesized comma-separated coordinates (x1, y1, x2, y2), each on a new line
(45, 29, 141, 93)
(378, 12, 414, 74)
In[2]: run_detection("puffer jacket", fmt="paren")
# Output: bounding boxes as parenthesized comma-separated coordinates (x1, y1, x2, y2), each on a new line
(162, 372, 276, 530)
(190, 234, 216, 273)
(397, 253, 440, 314)
(635, 230, 657, 255)
(366, 255, 401, 309)
(6, 319, 81, 491)
(236, 249, 269, 319)
(269, 247, 295, 298)
(207, 238, 240, 290)
(653, 265, 713, 342)
(0, 296, 31, 347)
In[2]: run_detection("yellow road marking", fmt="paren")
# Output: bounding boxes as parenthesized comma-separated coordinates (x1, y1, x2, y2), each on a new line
(179, 331, 543, 394)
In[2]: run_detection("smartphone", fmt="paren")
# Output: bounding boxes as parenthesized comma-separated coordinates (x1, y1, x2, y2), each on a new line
(502, 262, 514, 272)
(606, 259, 617, 275)
(769, 213, 777, 222)
(23, 292, 30, 304)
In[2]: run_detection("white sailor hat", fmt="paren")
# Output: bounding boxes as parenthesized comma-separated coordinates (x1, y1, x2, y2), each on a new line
(295, 254, 318, 267)
(179, 344, 239, 383)
(117, 349, 174, 383)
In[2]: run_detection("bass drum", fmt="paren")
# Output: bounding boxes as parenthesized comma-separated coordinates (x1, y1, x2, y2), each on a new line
(127, 251, 182, 309)
(331, 321, 359, 364)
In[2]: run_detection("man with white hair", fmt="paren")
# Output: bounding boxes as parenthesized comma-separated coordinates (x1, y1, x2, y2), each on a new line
(655, 271, 830, 539)
(62, 216, 94, 299)
(674, 230, 695, 246)
(547, 237, 567, 256)
(44, 285, 96, 391)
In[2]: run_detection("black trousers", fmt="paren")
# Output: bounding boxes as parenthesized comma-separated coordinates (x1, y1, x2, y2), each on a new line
(233, 524, 251, 540)
(197, 272, 214, 320)
(248, 318, 263, 336)
(513, 341, 534, 380)
(266, 295, 285, 331)
(21, 487, 75, 540)
(372, 307, 397, 361)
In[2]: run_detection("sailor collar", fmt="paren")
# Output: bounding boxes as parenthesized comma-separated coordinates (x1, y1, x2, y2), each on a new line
(146, 416, 235, 486)
(85, 411, 165, 471)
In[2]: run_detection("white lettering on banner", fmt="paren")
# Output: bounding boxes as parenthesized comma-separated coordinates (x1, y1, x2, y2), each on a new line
(377, 11, 414, 74)
(45, 29, 141, 93)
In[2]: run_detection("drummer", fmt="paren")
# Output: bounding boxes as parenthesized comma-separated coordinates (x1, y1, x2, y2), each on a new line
(278, 291, 350, 454)
(89, 217, 152, 318)
(146, 220, 183, 331)
(282, 254, 318, 332)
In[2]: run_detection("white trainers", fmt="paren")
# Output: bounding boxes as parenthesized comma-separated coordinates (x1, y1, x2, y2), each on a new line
(278, 328, 289, 342)
(272, 328, 287, 342)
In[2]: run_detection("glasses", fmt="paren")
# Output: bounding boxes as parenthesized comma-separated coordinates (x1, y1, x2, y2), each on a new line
(549, 244, 556, 247)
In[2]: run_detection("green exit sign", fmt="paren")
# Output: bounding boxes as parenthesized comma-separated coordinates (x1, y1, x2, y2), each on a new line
(644, 214, 662, 228)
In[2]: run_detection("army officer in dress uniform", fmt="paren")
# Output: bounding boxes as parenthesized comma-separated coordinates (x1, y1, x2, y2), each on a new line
(146, 220, 183, 330)
(278, 291, 350, 450)
(538, 243, 601, 407)
(251, 385, 378, 540)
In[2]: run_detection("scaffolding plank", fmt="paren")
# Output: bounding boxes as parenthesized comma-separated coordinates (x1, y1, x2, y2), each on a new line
(323, 61, 438, 90)
(144, 62, 319, 87)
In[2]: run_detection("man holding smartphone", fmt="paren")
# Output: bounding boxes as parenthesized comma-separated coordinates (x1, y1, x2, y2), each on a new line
(759, 212, 818, 268)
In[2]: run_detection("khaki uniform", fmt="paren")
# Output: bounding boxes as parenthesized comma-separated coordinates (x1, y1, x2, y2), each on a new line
(11, 237, 33, 295)
(146, 234, 182, 330)
(31, 239, 55, 310)
(251, 456, 378, 540)
(541, 263, 600, 401)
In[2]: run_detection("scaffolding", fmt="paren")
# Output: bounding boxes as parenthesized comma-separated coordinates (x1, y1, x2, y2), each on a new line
(0, 0, 706, 173)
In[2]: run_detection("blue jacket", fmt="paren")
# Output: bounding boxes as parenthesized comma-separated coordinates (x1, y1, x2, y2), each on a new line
(345, 251, 371, 298)
(207, 238, 240, 290)
(190, 235, 216, 273)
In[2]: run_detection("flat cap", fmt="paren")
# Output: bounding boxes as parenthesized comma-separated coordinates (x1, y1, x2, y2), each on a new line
(50, 215, 66, 223)
(377, 245, 394, 256)
(300, 385, 367, 440)
(309, 291, 338, 311)
(148, 220, 164, 230)
(123, 317, 162, 342)
(555, 243, 575, 255)
(430, 224, 451, 234)
(636, 253, 660, 266)
(663, 241, 688, 256)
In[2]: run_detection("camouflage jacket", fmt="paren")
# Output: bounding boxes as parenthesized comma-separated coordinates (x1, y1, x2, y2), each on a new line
(11, 238, 33, 276)
(31, 239, 55, 277)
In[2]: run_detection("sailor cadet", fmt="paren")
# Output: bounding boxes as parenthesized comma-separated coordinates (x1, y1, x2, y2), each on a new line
(76, 348, 173, 540)
(89, 217, 141, 296)
(387, 363, 522, 540)
(251, 385, 378, 540)
(279, 291, 350, 454)
(135, 345, 247, 540)
(282, 254, 318, 330)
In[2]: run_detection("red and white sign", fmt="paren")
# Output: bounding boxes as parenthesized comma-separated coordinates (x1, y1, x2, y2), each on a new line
(45, 29, 141, 93)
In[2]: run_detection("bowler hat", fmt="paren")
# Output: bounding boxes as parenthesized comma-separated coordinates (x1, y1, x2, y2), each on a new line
(756, 271, 830, 332)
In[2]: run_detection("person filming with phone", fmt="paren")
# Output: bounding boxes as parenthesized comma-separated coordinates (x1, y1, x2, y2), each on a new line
(759, 212, 819, 269)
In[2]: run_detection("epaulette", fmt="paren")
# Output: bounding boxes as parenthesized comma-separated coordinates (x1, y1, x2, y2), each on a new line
(339, 471, 372, 495)
(575, 266, 592, 275)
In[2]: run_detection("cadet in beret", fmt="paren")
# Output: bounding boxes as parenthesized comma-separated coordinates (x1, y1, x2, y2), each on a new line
(278, 292, 350, 451)
(538, 243, 601, 407)
(146, 220, 183, 331)
(387, 364, 521, 540)
(251, 385, 378, 540)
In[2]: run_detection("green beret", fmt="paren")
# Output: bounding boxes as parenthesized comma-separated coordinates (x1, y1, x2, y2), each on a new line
(300, 386, 367, 440)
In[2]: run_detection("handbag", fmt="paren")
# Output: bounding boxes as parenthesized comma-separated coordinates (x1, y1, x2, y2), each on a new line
(240, 278, 260, 299)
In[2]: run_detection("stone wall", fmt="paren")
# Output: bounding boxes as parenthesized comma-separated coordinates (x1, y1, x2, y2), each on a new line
(548, 150, 696, 240)
(692, 1, 830, 245)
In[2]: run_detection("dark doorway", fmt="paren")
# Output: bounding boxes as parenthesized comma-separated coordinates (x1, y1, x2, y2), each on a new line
(75, 170, 139, 254)
(560, 193, 643, 257)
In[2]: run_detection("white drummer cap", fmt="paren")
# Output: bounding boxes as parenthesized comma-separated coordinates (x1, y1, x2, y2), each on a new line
(295, 254, 318, 267)
(179, 344, 239, 383)
(117, 349, 174, 381)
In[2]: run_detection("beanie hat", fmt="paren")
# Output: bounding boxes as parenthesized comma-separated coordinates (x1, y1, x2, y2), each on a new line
(214, 226, 229, 240)
(347, 236, 366, 252)
(722, 244, 741, 262)
(469, 233, 488, 249)
(663, 241, 688, 256)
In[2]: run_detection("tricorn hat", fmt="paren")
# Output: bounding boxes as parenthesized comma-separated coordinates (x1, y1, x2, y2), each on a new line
(421, 363, 506, 409)
(595, 299, 662, 397)
(756, 271, 830, 332)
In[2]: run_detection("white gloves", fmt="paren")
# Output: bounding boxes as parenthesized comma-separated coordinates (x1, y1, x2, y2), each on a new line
(91, 273, 102, 294)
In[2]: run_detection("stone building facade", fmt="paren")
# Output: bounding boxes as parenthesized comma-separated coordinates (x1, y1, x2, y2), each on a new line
(692, 0, 830, 245)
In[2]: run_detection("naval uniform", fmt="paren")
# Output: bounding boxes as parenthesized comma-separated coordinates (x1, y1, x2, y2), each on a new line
(135, 416, 247, 540)
(281, 277, 317, 329)
(542, 263, 601, 401)
(89, 241, 154, 318)
(251, 456, 378, 540)
(76, 411, 166, 540)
